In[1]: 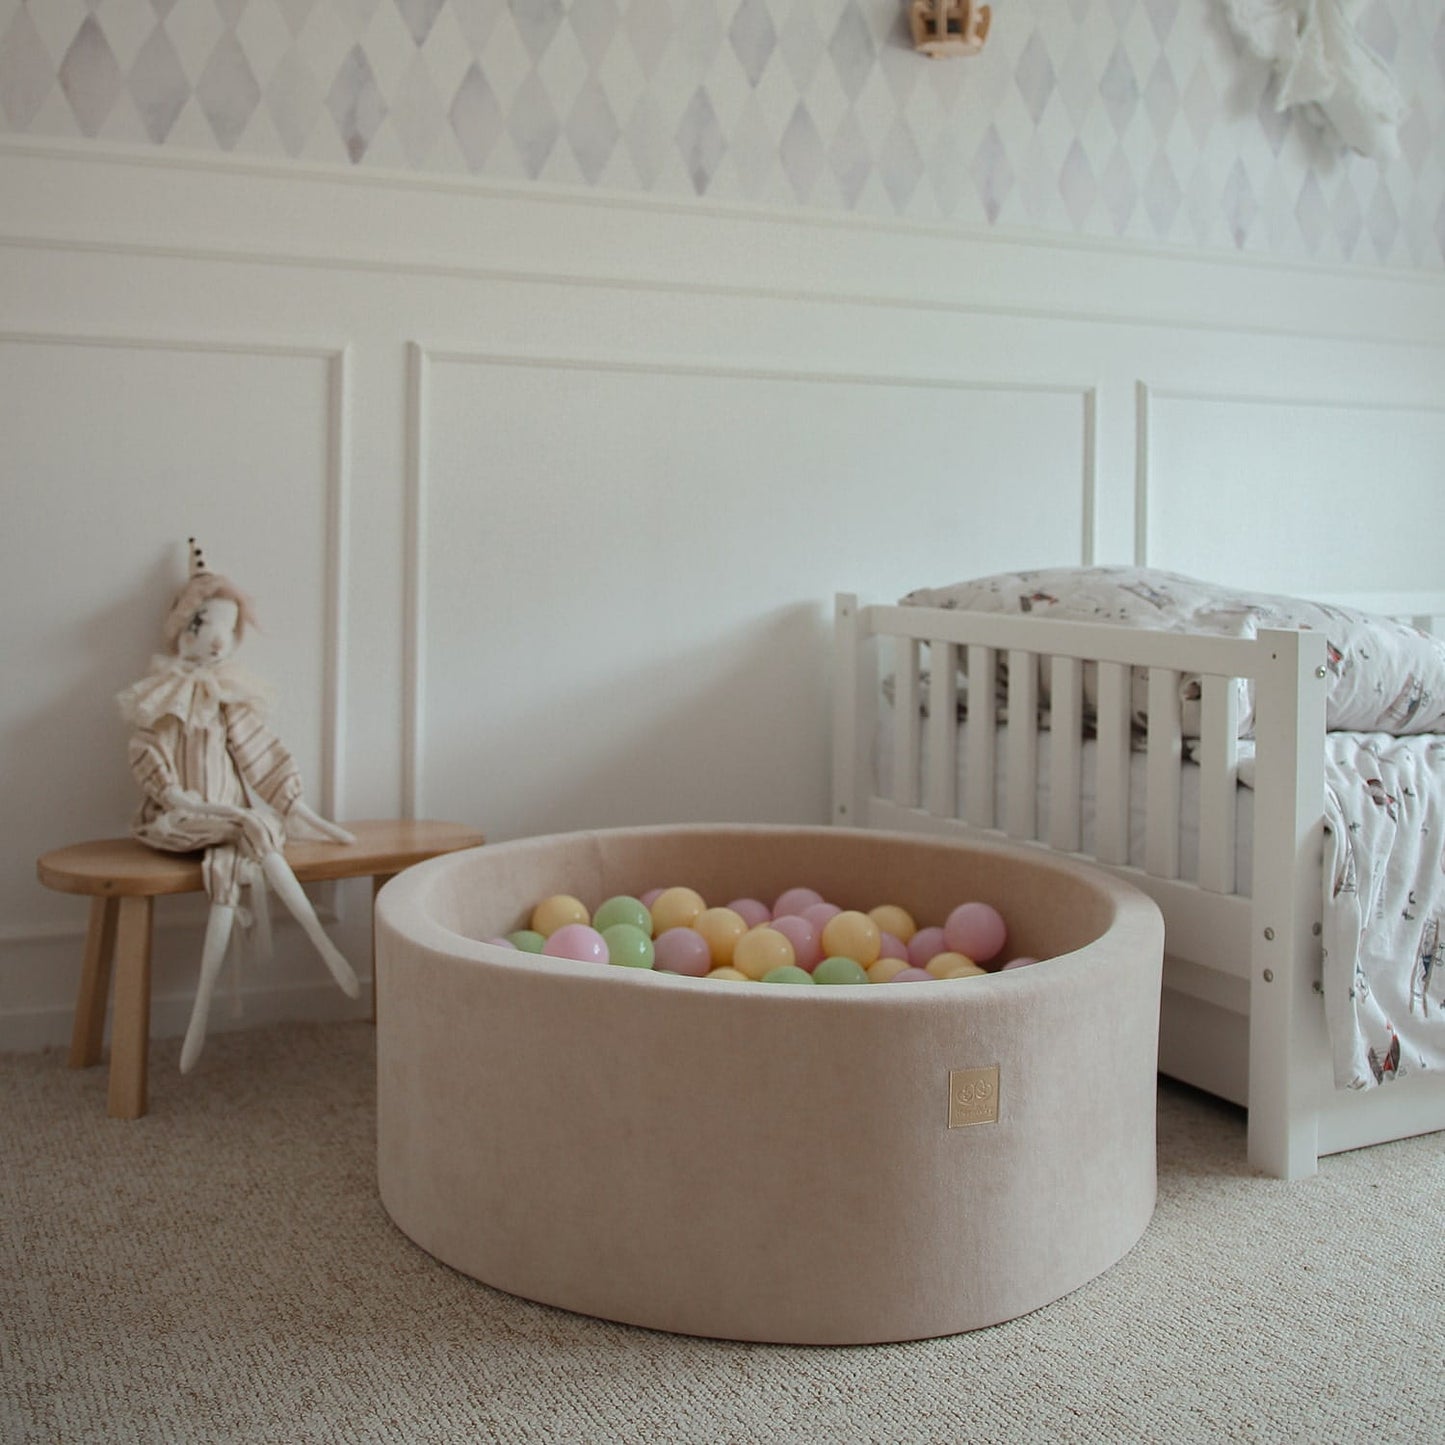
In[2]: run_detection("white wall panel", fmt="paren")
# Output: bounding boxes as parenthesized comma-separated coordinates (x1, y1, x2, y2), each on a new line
(414, 352, 1092, 838)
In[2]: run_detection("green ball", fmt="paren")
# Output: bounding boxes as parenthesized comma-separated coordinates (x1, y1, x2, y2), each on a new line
(602, 923, 655, 969)
(762, 965, 816, 985)
(592, 895, 653, 934)
(813, 956, 869, 985)
(507, 930, 546, 954)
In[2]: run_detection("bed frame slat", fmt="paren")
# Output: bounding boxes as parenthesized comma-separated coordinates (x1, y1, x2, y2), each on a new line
(1048, 656, 1083, 852)
(1005, 650, 1039, 840)
(1144, 666, 1182, 879)
(964, 644, 996, 828)
(926, 641, 958, 817)
(891, 636, 921, 809)
(1094, 661, 1131, 865)
(1197, 674, 1240, 894)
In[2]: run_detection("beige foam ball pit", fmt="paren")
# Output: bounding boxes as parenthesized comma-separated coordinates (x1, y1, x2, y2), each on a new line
(375, 824, 1163, 1345)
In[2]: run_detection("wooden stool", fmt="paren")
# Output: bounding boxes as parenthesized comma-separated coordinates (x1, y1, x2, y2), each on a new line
(37, 819, 484, 1119)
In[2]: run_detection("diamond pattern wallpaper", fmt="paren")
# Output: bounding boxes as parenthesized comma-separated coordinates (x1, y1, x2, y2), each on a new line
(2, 0, 1443, 269)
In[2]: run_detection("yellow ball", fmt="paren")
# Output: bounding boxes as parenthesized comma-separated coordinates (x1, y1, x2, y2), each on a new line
(866, 957, 909, 984)
(926, 951, 983, 979)
(695, 907, 749, 966)
(650, 886, 707, 934)
(706, 967, 749, 982)
(732, 927, 796, 981)
(530, 893, 590, 937)
(868, 904, 917, 943)
(820, 910, 881, 966)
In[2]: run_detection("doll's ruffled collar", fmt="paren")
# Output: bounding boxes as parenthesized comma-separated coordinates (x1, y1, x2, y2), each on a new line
(117, 655, 275, 730)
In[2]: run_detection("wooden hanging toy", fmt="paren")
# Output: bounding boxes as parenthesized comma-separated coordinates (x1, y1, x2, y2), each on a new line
(910, 0, 992, 57)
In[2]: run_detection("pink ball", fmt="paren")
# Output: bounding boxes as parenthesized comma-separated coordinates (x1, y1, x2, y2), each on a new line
(877, 931, 908, 961)
(944, 902, 1007, 963)
(773, 886, 824, 918)
(653, 927, 713, 978)
(640, 888, 665, 909)
(888, 967, 936, 983)
(542, 924, 609, 964)
(483, 936, 517, 949)
(907, 926, 946, 969)
(1002, 955, 1039, 971)
(800, 902, 841, 933)
(767, 914, 822, 971)
(727, 897, 772, 929)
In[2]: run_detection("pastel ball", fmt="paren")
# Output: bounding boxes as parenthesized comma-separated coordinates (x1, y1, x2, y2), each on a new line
(695, 907, 749, 966)
(772, 886, 824, 918)
(640, 888, 665, 909)
(1002, 955, 1039, 971)
(506, 930, 546, 954)
(653, 927, 713, 978)
(592, 895, 652, 934)
(813, 956, 869, 986)
(542, 923, 609, 964)
(706, 967, 749, 982)
(867, 957, 909, 984)
(602, 923, 655, 969)
(531, 894, 591, 937)
(650, 886, 707, 934)
(940, 961, 988, 980)
(762, 965, 815, 985)
(800, 902, 841, 934)
(820, 910, 881, 967)
(925, 950, 978, 979)
(767, 915, 821, 972)
(944, 902, 1008, 963)
(907, 926, 947, 969)
(483, 936, 516, 949)
(868, 904, 917, 943)
(877, 931, 908, 962)
(727, 897, 772, 929)
(888, 967, 937, 983)
(733, 928, 796, 981)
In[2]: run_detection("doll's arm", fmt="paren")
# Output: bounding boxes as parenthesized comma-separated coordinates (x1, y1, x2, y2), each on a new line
(284, 800, 356, 846)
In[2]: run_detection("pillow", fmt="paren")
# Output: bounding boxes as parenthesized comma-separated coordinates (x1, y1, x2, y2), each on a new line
(900, 566, 1445, 737)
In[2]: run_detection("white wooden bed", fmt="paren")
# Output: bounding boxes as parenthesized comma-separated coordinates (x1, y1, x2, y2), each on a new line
(833, 588, 1445, 1180)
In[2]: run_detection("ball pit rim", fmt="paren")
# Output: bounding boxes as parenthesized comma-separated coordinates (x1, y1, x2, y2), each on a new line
(375, 822, 1162, 1008)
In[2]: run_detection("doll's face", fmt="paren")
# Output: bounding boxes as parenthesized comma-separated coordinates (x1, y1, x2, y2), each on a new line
(176, 597, 240, 665)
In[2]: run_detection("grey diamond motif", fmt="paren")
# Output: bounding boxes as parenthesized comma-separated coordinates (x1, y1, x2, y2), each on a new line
(729, 0, 776, 87)
(397, 0, 446, 46)
(1099, 44, 1138, 136)
(509, 71, 560, 179)
(1367, 176, 1399, 260)
(1059, 138, 1095, 228)
(566, 78, 620, 185)
(450, 63, 503, 171)
(59, 17, 123, 138)
(623, 0, 673, 78)
(198, 33, 261, 150)
(275, 0, 320, 38)
(973, 122, 1013, 223)
(779, 101, 824, 200)
(512, 0, 565, 64)
(569, 0, 620, 68)
(778, 3, 823, 91)
(1014, 34, 1056, 126)
(674, 86, 724, 195)
(829, 109, 871, 208)
(1220, 158, 1257, 248)
(0, 7, 54, 130)
(1332, 174, 1363, 259)
(1295, 172, 1328, 254)
(1142, 152, 1182, 235)
(1100, 146, 1136, 234)
(829, 2, 875, 104)
(129, 23, 189, 143)
(266, 50, 323, 157)
(1142, 0, 1176, 44)
(1144, 55, 1178, 138)
(326, 44, 385, 162)
(879, 119, 923, 213)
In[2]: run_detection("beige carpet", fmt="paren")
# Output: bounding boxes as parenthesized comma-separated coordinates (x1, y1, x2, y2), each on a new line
(3, 1021, 1442, 1444)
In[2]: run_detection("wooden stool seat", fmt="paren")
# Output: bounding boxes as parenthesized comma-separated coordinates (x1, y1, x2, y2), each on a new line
(37, 819, 484, 1119)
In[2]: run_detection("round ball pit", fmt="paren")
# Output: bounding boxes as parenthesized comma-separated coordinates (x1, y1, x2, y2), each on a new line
(375, 824, 1163, 1345)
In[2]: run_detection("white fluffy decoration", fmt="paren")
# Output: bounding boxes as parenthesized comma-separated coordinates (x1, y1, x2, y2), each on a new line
(1222, 0, 1407, 160)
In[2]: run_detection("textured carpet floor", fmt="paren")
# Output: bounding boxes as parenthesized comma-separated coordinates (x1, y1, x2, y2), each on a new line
(3, 1021, 1442, 1444)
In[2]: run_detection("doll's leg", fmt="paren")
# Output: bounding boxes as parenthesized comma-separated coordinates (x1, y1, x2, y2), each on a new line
(259, 851, 360, 998)
(180, 902, 237, 1073)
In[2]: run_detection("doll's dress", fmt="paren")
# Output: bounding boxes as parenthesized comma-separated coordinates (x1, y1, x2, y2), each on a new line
(117, 655, 302, 909)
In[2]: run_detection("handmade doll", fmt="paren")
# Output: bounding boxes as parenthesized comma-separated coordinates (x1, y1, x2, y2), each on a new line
(117, 539, 358, 1073)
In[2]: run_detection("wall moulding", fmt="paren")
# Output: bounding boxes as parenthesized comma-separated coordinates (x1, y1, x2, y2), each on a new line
(3, 138, 1444, 351)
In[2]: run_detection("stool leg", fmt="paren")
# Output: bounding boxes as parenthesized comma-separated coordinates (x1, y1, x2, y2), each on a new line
(108, 896, 153, 1120)
(69, 897, 118, 1069)
(370, 874, 395, 1026)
